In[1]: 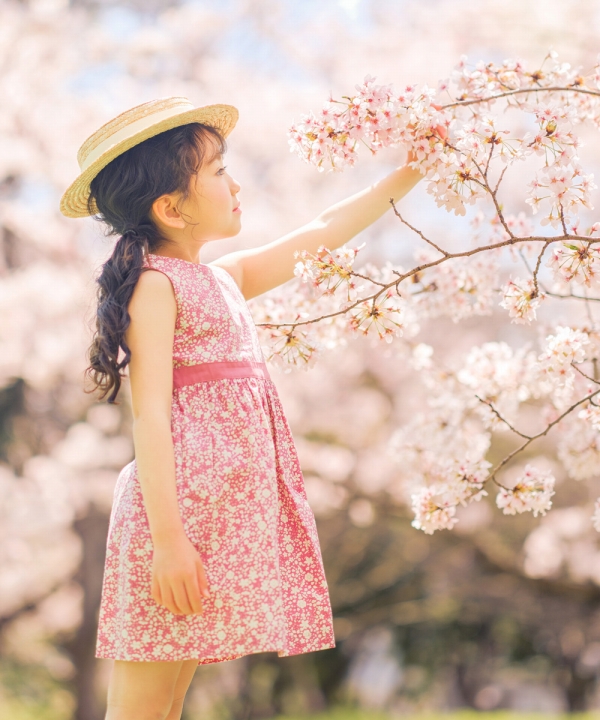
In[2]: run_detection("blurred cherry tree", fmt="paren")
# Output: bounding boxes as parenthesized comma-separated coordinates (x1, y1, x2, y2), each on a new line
(2, 0, 600, 718)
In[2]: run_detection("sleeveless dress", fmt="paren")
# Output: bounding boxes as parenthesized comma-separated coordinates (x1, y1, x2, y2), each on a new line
(95, 254, 336, 663)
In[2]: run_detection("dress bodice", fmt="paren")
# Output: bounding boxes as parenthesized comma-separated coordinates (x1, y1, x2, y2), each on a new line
(142, 253, 265, 367)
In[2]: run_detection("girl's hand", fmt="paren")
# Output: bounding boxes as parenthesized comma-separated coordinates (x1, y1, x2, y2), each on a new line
(406, 104, 447, 165)
(151, 533, 210, 615)
(431, 103, 448, 141)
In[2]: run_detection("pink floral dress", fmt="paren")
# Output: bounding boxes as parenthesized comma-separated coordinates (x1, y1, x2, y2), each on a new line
(95, 253, 336, 663)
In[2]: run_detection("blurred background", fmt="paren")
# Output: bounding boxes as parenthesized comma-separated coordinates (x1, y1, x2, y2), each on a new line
(2, 0, 600, 718)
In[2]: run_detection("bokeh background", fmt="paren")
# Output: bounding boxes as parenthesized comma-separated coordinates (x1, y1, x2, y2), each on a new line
(2, 0, 600, 718)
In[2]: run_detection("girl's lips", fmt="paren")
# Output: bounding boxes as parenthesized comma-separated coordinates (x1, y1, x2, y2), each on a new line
(233, 206, 242, 213)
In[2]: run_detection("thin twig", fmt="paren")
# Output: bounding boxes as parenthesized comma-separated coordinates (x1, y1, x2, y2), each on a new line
(475, 396, 530, 438)
(487, 386, 600, 480)
(441, 85, 600, 110)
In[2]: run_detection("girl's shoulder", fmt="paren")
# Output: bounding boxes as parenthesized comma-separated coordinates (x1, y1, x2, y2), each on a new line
(128, 265, 176, 325)
(141, 253, 218, 305)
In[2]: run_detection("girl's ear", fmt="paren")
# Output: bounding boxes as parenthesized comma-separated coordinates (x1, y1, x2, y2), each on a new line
(151, 193, 187, 230)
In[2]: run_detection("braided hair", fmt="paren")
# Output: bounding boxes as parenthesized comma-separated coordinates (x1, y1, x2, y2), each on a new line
(85, 122, 226, 403)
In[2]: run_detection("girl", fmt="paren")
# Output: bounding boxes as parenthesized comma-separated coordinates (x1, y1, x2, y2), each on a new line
(60, 96, 423, 720)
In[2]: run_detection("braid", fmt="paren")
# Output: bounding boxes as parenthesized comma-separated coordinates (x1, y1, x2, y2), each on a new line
(86, 230, 148, 403)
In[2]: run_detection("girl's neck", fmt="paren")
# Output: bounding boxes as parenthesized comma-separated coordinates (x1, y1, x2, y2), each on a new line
(151, 240, 207, 265)
(152, 251, 202, 265)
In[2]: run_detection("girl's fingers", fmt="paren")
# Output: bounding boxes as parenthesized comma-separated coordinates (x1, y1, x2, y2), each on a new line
(430, 104, 447, 139)
(151, 576, 162, 606)
(172, 582, 193, 616)
(161, 585, 181, 615)
(196, 558, 210, 599)
(184, 577, 204, 615)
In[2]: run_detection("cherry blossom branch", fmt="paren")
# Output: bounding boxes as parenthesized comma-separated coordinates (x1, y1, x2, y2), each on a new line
(256, 229, 596, 330)
(532, 241, 551, 296)
(474, 396, 530, 438)
(390, 200, 449, 257)
(572, 363, 600, 385)
(441, 84, 600, 110)
(285, 59, 600, 533)
(487, 385, 600, 481)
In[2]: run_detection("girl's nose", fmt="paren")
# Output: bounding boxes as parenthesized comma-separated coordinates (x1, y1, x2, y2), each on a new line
(230, 176, 241, 194)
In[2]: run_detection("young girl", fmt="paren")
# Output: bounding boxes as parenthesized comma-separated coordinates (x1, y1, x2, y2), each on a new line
(60, 97, 422, 720)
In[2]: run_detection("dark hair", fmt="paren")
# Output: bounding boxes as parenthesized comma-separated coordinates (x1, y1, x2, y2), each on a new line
(85, 122, 226, 403)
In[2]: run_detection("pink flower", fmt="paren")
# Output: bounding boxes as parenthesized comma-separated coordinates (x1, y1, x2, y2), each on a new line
(546, 241, 600, 287)
(499, 277, 545, 324)
(410, 485, 459, 535)
(496, 465, 556, 517)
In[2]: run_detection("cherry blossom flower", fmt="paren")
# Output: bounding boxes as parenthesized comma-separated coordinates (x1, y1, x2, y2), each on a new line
(457, 341, 540, 429)
(546, 241, 600, 287)
(412, 250, 500, 322)
(557, 416, 600, 481)
(496, 465, 556, 517)
(262, 325, 321, 371)
(578, 403, 600, 431)
(440, 457, 491, 505)
(293, 243, 366, 302)
(525, 165, 596, 229)
(410, 485, 459, 534)
(538, 326, 589, 386)
(347, 290, 405, 342)
(290, 54, 600, 237)
(500, 277, 545, 324)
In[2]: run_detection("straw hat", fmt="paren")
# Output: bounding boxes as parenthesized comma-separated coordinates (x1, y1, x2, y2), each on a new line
(60, 96, 238, 218)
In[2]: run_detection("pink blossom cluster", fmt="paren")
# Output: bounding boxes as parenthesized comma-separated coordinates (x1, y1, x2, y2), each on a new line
(347, 289, 405, 343)
(249, 288, 325, 371)
(495, 465, 556, 517)
(557, 415, 600, 481)
(526, 166, 596, 229)
(251, 244, 415, 369)
(410, 458, 491, 534)
(410, 485, 460, 535)
(457, 341, 540, 430)
(412, 249, 500, 322)
(578, 403, 600, 431)
(499, 277, 545, 324)
(293, 244, 407, 342)
(288, 75, 443, 172)
(279, 53, 600, 535)
(538, 326, 589, 387)
(387, 333, 598, 533)
(546, 241, 600, 287)
(293, 243, 365, 302)
(290, 52, 600, 224)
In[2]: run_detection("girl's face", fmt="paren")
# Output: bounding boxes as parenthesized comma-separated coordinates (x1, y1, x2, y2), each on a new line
(182, 142, 242, 241)
(150, 136, 242, 248)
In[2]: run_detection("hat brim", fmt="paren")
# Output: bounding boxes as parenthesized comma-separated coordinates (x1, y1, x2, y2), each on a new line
(60, 103, 238, 218)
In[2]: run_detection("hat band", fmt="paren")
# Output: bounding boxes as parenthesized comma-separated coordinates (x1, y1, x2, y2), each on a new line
(80, 102, 195, 171)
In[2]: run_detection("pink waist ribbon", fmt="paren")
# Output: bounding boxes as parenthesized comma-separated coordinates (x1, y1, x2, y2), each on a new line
(172, 359, 271, 389)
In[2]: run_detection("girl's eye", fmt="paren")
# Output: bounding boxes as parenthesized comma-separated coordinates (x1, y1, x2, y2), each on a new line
(217, 166, 227, 175)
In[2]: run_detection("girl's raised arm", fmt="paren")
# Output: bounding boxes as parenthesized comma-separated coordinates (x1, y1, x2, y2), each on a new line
(217, 162, 421, 300)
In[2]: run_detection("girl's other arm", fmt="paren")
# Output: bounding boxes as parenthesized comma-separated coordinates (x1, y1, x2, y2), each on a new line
(126, 270, 209, 615)
(220, 162, 422, 300)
